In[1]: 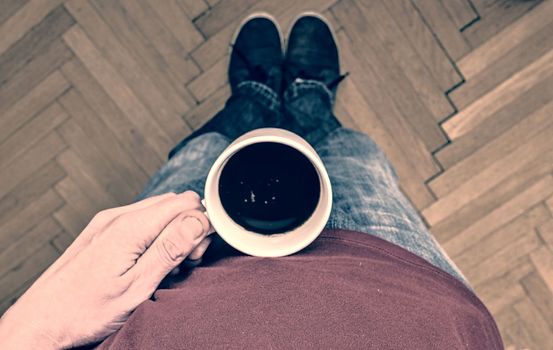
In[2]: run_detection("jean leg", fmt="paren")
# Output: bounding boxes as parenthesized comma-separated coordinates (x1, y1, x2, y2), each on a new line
(137, 132, 231, 200)
(282, 79, 341, 146)
(315, 127, 469, 287)
(168, 81, 281, 159)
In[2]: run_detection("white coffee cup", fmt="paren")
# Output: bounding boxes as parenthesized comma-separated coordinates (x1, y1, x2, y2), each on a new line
(202, 128, 332, 257)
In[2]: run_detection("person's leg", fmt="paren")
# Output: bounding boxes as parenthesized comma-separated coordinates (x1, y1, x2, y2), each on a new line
(282, 72, 469, 285)
(137, 132, 230, 200)
(167, 82, 280, 160)
(314, 127, 469, 286)
(282, 14, 469, 286)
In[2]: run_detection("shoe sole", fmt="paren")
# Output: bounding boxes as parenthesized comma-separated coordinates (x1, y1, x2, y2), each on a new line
(285, 11, 340, 59)
(229, 12, 284, 53)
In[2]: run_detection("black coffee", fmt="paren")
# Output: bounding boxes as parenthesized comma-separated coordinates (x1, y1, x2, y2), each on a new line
(218, 142, 320, 235)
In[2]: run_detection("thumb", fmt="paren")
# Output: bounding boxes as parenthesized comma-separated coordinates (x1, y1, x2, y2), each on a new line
(128, 210, 210, 291)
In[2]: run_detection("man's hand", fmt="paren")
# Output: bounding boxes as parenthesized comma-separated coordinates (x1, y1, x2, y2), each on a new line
(0, 191, 213, 349)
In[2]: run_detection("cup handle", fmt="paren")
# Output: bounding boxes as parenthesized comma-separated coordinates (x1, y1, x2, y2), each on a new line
(201, 198, 209, 219)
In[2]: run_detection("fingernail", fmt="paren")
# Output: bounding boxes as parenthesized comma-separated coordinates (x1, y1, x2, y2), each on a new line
(182, 216, 204, 238)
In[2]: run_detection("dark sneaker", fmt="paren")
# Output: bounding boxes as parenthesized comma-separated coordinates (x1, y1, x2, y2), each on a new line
(229, 13, 283, 94)
(284, 13, 347, 98)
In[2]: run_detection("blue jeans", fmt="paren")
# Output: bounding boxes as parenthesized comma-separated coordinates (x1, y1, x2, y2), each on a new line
(138, 79, 469, 287)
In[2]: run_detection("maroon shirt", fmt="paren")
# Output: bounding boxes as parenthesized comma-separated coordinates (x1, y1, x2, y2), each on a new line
(98, 229, 502, 349)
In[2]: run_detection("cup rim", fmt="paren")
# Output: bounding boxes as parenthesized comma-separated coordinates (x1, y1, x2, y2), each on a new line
(204, 128, 332, 257)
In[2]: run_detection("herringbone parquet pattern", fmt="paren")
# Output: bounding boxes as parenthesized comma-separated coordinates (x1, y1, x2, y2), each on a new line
(1, 0, 552, 348)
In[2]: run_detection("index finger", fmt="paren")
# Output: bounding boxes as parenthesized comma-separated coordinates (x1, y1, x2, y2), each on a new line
(114, 191, 209, 249)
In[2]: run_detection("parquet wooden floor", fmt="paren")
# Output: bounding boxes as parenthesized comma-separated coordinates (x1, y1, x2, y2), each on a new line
(0, 0, 552, 348)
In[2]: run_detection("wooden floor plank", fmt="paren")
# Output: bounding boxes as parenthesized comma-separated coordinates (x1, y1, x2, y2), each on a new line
(0, 244, 59, 307)
(454, 204, 551, 273)
(463, 0, 544, 49)
(62, 25, 173, 160)
(328, 38, 355, 130)
(56, 119, 137, 205)
(0, 0, 64, 55)
(0, 5, 74, 85)
(383, 0, 461, 91)
(58, 88, 149, 194)
(92, 0, 198, 108)
(60, 59, 162, 175)
(64, 0, 192, 143)
(119, 0, 201, 85)
(439, 0, 477, 29)
(177, 0, 209, 20)
(186, 84, 230, 130)
(472, 258, 533, 314)
(0, 132, 66, 201)
(503, 316, 539, 350)
(54, 177, 103, 226)
(442, 48, 553, 140)
(0, 275, 34, 315)
(56, 149, 118, 211)
(480, 283, 526, 319)
(193, 0, 258, 38)
(463, 232, 540, 286)
(187, 57, 228, 102)
(520, 271, 553, 328)
(205, 0, 221, 6)
(451, 19, 553, 110)
(494, 307, 519, 347)
(424, 124, 553, 225)
(53, 205, 88, 238)
(332, 98, 358, 131)
(190, 0, 338, 71)
(0, 70, 70, 144)
(537, 219, 553, 252)
(50, 230, 75, 254)
(430, 99, 553, 197)
(150, 0, 204, 53)
(0, 161, 65, 228)
(0, 189, 64, 249)
(547, 195, 553, 215)
(431, 145, 553, 243)
(529, 246, 553, 292)
(322, 8, 342, 32)
(457, 0, 553, 80)
(336, 0, 448, 152)
(512, 298, 553, 349)
(0, 102, 69, 169)
(434, 75, 553, 169)
(442, 175, 553, 257)
(0, 38, 73, 112)
(0, 0, 30, 25)
(0, 217, 62, 279)
(353, 0, 454, 123)
(412, 0, 471, 61)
